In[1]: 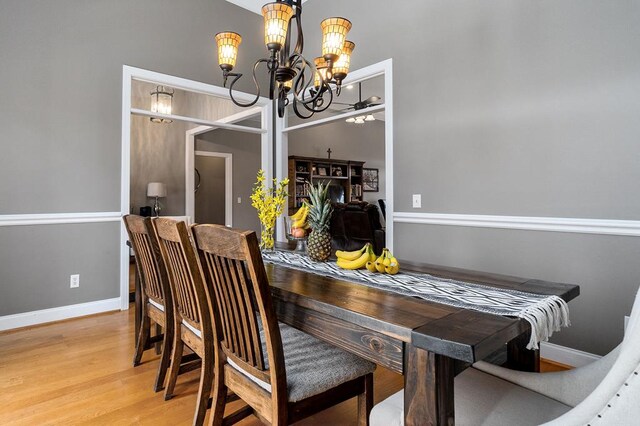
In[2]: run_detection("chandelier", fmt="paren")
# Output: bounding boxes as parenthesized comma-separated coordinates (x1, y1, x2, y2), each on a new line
(150, 85, 174, 123)
(214, 0, 355, 119)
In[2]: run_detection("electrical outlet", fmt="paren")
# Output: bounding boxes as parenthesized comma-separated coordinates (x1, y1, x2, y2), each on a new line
(70, 274, 80, 288)
(412, 194, 422, 208)
(237, 197, 242, 204)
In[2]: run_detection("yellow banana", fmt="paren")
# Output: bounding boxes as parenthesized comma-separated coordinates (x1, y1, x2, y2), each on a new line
(365, 261, 377, 272)
(382, 249, 393, 267)
(337, 249, 371, 270)
(292, 207, 309, 228)
(374, 248, 388, 273)
(336, 243, 369, 261)
(385, 261, 400, 275)
(290, 205, 306, 221)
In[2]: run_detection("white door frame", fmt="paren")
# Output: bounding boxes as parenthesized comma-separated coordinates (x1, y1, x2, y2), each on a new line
(193, 151, 233, 227)
(121, 65, 270, 310)
(279, 59, 394, 251)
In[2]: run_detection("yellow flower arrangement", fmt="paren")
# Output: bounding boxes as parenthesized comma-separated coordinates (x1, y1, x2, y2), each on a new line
(250, 169, 289, 250)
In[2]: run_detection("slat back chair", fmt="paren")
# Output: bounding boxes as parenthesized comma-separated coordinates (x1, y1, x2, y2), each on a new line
(152, 218, 215, 426)
(123, 214, 173, 392)
(192, 225, 374, 426)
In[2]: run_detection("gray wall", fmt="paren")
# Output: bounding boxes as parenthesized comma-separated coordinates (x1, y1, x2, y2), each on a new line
(0, 222, 120, 316)
(288, 120, 386, 207)
(300, 0, 640, 355)
(196, 129, 261, 233)
(130, 115, 193, 216)
(0, 0, 264, 315)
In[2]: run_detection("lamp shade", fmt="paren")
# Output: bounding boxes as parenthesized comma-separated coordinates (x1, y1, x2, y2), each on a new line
(262, 2, 294, 51)
(147, 182, 167, 198)
(215, 32, 242, 71)
(332, 40, 355, 81)
(313, 57, 328, 88)
(320, 17, 352, 62)
(150, 86, 174, 123)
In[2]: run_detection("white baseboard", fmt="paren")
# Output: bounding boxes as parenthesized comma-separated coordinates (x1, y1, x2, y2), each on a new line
(540, 341, 600, 367)
(0, 298, 121, 332)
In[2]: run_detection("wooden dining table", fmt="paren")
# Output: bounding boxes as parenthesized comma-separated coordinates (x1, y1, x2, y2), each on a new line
(265, 257, 579, 426)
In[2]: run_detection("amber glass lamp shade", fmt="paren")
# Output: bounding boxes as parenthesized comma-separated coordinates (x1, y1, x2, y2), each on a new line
(215, 32, 242, 72)
(262, 2, 294, 51)
(320, 17, 352, 62)
(332, 40, 355, 81)
(314, 57, 329, 88)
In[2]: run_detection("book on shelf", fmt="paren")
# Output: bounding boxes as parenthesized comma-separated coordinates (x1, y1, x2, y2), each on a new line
(295, 184, 309, 197)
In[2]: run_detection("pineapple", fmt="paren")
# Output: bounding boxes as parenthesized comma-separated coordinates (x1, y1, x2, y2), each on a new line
(306, 182, 333, 262)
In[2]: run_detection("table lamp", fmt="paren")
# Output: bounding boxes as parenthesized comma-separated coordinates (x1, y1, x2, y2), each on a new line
(147, 182, 167, 217)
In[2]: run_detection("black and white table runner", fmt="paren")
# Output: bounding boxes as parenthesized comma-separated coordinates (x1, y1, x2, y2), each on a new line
(262, 250, 570, 350)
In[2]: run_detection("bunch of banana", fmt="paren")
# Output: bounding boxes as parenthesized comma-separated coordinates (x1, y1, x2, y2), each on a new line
(290, 204, 310, 229)
(336, 243, 375, 270)
(366, 248, 400, 275)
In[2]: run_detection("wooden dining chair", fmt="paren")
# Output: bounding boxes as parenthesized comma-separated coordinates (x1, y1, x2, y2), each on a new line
(123, 214, 173, 392)
(152, 218, 215, 426)
(191, 224, 376, 426)
(370, 287, 640, 426)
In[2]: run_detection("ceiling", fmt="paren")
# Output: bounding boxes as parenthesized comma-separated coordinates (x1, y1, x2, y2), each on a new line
(225, 0, 309, 15)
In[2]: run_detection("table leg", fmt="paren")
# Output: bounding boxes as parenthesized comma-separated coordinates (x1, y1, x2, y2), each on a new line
(506, 332, 540, 372)
(404, 344, 455, 426)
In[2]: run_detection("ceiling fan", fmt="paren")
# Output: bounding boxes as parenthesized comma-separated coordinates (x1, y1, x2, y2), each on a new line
(334, 82, 382, 112)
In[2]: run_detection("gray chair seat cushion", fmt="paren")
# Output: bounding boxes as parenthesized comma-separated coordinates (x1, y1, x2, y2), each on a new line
(229, 321, 376, 403)
(370, 367, 571, 426)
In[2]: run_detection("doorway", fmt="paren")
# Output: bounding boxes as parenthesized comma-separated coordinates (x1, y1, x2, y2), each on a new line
(194, 151, 232, 226)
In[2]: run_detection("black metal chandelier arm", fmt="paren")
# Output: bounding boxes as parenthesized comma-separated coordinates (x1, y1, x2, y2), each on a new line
(300, 82, 333, 114)
(289, 54, 325, 106)
(277, 90, 290, 118)
(293, 2, 304, 55)
(227, 58, 270, 108)
(291, 96, 315, 119)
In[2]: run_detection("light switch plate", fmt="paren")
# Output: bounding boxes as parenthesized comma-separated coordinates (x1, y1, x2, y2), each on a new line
(412, 194, 422, 208)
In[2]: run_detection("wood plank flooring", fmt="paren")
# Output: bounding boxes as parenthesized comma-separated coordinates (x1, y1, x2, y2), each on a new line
(0, 308, 404, 425)
(0, 308, 568, 425)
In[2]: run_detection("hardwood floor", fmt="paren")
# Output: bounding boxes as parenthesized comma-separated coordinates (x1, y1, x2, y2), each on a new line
(0, 308, 403, 425)
(0, 308, 568, 425)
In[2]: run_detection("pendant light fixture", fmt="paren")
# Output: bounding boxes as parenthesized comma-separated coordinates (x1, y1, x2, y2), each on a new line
(215, 0, 355, 119)
(150, 85, 174, 123)
(345, 114, 375, 124)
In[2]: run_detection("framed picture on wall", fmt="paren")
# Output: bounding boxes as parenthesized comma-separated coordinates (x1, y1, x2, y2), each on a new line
(362, 168, 379, 192)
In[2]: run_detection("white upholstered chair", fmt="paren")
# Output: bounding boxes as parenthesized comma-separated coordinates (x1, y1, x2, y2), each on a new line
(370, 288, 640, 425)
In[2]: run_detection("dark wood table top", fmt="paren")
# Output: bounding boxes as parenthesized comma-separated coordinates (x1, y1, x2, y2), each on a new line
(267, 253, 579, 363)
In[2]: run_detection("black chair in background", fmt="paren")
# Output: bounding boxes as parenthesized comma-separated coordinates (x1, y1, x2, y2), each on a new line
(378, 199, 386, 220)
